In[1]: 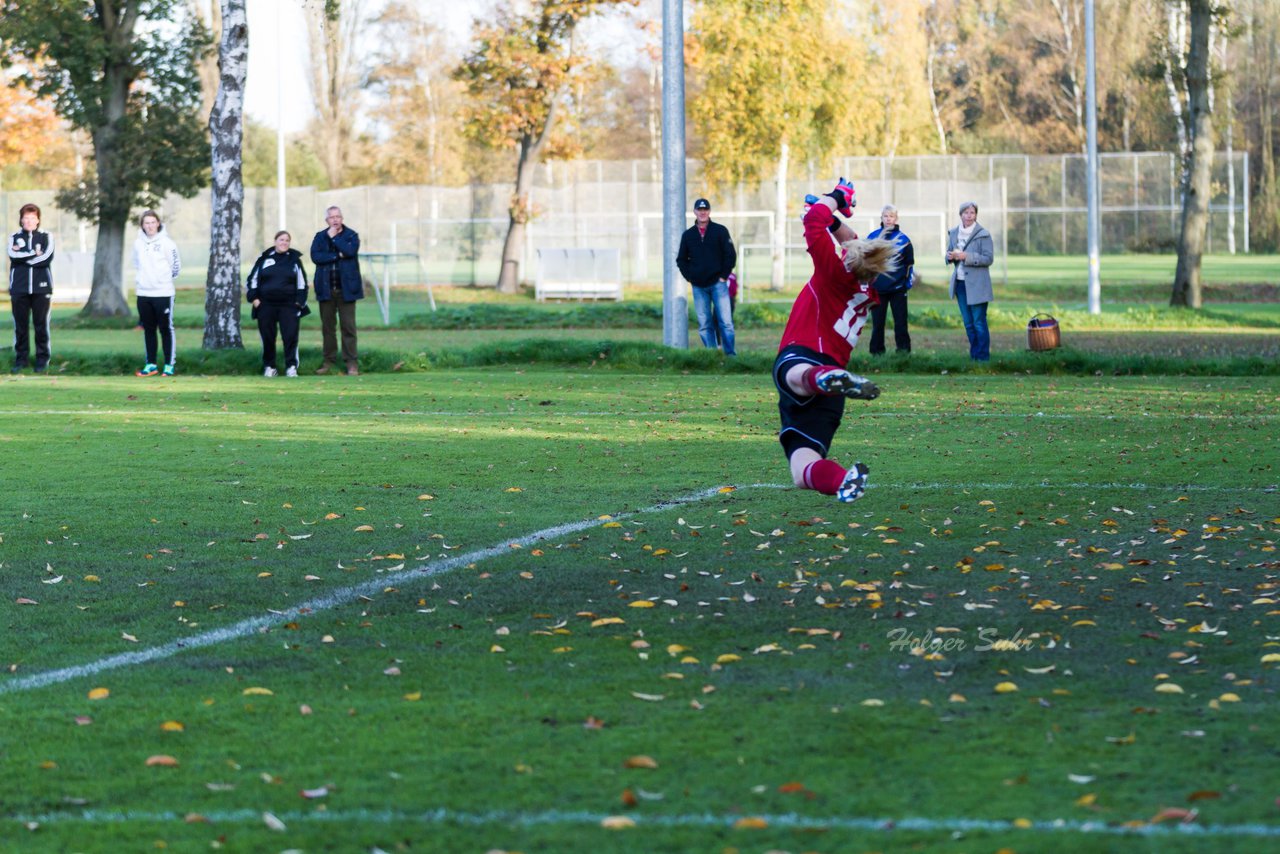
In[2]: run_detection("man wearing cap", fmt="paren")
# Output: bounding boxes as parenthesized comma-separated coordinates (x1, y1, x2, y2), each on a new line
(676, 197, 737, 355)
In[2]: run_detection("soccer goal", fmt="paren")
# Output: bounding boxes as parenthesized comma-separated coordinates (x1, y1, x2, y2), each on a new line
(361, 252, 433, 325)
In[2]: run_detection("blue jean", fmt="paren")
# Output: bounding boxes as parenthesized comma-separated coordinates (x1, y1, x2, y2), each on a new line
(954, 280, 990, 361)
(692, 280, 735, 355)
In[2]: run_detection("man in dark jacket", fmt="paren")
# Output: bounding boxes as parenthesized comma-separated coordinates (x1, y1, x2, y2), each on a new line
(676, 198, 736, 355)
(310, 206, 363, 375)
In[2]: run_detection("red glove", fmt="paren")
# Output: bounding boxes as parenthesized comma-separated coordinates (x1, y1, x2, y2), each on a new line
(825, 177, 856, 217)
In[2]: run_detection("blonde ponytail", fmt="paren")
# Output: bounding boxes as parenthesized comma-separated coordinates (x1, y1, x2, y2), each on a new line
(840, 237, 900, 281)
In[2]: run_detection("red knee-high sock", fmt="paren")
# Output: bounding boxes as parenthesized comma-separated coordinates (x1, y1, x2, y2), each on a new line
(799, 365, 844, 396)
(803, 458, 847, 495)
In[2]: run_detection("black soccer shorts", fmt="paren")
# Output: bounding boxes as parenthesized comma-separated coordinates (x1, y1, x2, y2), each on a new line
(773, 344, 846, 458)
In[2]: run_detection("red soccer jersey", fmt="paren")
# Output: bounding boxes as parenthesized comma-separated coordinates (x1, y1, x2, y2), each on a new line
(777, 204, 879, 365)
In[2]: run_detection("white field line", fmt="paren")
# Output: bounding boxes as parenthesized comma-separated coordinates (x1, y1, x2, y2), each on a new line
(1, 408, 1277, 420)
(0, 486, 731, 696)
(7, 807, 1280, 838)
(749, 481, 1277, 493)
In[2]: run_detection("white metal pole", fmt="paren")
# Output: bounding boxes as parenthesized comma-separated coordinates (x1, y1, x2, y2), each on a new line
(661, 0, 688, 348)
(276, 0, 287, 232)
(1085, 0, 1101, 314)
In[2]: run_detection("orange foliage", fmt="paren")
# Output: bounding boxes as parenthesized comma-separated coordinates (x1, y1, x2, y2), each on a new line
(0, 80, 63, 169)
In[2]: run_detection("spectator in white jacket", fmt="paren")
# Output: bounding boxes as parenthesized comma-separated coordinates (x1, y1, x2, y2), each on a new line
(132, 210, 181, 376)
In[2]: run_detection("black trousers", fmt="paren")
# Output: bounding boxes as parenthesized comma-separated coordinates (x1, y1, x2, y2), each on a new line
(137, 295, 176, 366)
(869, 290, 911, 355)
(257, 302, 301, 369)
(11, 291, 52, 368)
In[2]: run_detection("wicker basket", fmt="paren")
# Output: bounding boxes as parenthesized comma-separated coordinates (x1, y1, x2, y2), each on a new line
(1027, 313, 1061, 351)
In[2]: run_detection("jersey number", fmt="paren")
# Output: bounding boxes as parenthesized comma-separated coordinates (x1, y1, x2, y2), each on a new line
(833, 290, 873, 346)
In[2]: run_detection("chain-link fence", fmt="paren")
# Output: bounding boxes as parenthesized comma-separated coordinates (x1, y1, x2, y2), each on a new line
(2, 151, 1248, 306)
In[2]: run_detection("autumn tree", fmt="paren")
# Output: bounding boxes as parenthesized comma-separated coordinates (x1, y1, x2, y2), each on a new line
(454, 0, 635, 294)
(691, 0, 869, 290)
(365, 1, 465, 185)
(1, 1, 210, 316)
(0, 73, 66, 182)
(866, 3, 938, 158)
(203, 0, 247, 350)
(304, 0, 366, 188)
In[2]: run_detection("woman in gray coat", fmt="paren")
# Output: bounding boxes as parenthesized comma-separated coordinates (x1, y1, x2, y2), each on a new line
(945, 201, 994, 361)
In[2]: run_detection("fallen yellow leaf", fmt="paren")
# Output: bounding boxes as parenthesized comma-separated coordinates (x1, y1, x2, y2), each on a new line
(590, 617, 625, 628)
(242, 687, 274, 696)
(994, 682, 1019, 694)
(716, 654, 742, 664)
(145, 755, 179, 767)
(88, 687, 110, 700)
(160, 721, 185, 732)
(354, 525, 374, 532)
(1155, 683, 1184, 694)
(628, 600, 655, 609)
(600, 816, 635, 829)
(623, 755, 658, 769)
(733, 817, 769, 829)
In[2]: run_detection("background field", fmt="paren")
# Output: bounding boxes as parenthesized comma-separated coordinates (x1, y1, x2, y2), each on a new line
(1, 369, 1277, 852)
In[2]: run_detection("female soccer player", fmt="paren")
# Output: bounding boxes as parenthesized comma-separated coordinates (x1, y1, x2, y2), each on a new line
(773, 179, 898, 503)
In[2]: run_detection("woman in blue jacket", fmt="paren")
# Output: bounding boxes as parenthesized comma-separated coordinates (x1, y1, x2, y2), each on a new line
(866, 204, 914, 355)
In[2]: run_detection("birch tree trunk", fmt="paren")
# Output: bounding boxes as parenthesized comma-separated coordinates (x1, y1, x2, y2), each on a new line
(203, 0, 248, 349)
(1163, 3, 1190, 192)
(771, 138, 788, 291)
(1171, 0, 1214, 309)
(924, 1, 949, 154)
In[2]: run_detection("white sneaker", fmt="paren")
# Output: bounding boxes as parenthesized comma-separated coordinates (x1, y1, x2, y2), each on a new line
(263, 367, 278, 377)
(285, 366, 298, 377)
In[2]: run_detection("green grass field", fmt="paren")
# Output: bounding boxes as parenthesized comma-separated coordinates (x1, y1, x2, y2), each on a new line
(2, 369, 1277, 852)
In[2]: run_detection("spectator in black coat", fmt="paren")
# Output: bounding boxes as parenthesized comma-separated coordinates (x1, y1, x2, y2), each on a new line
(247, 231, 310, 377)
(676, 198, 737, 355)
(7, 203, 54, 373)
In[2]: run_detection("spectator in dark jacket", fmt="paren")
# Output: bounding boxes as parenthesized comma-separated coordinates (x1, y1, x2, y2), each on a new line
(866, 204, 915, 355)
(310, 206, 362, 375)
(7, 202, 54, 373)
(248, 230, 309, 377)
(676, 197, 737, 355)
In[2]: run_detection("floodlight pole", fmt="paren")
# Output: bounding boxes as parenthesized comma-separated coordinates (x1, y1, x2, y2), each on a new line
(1085, 0, 1101, 314)
(276, 0, 287, 232)
(661, 0, 689, 348)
